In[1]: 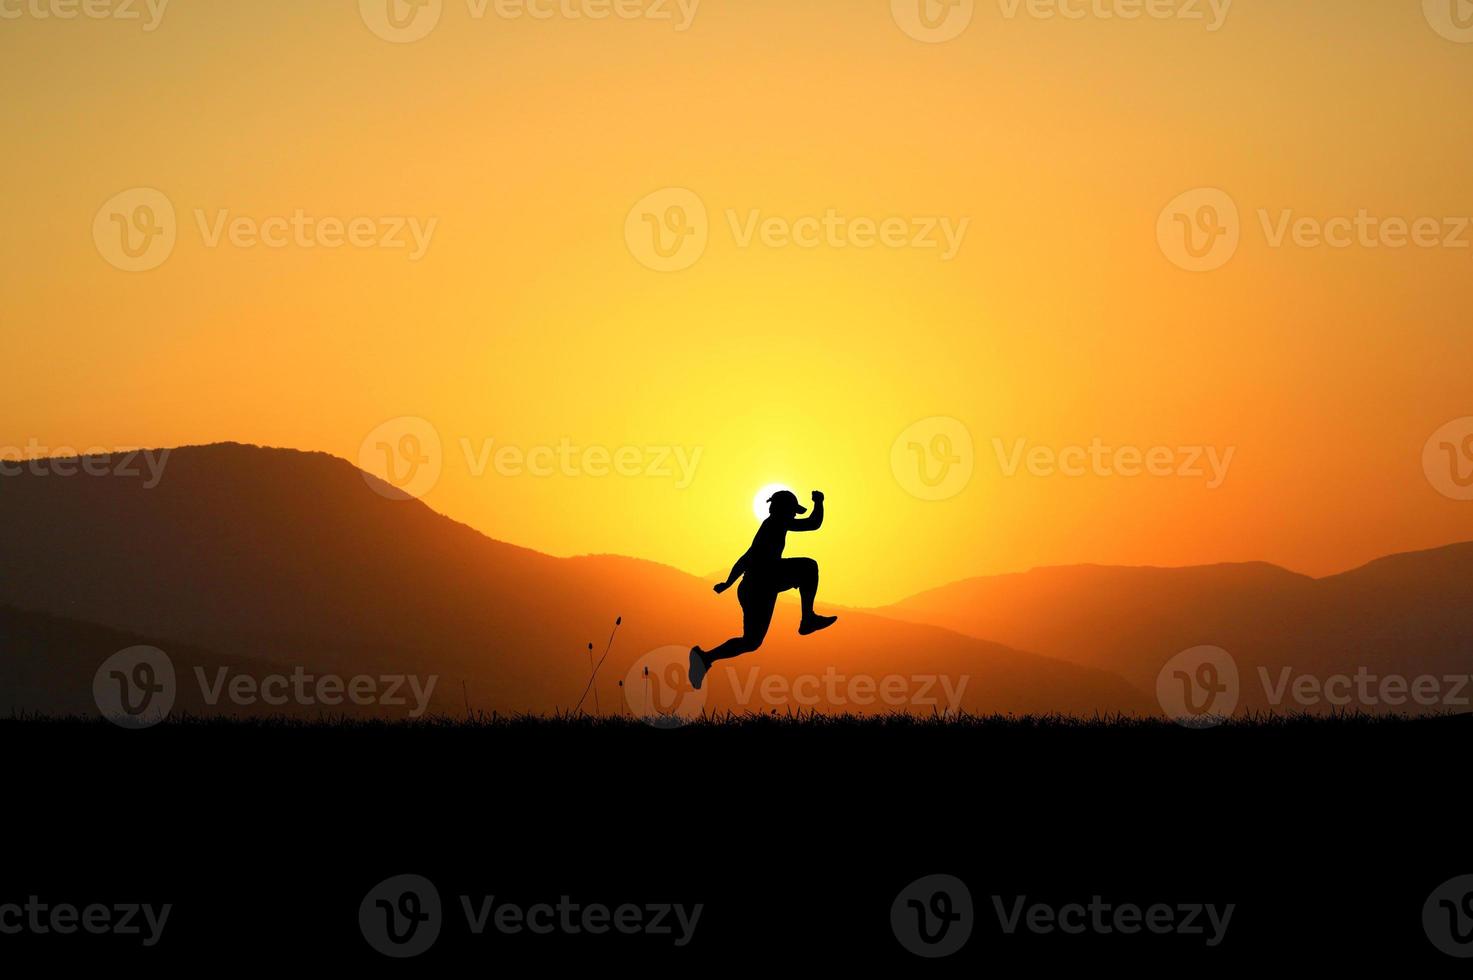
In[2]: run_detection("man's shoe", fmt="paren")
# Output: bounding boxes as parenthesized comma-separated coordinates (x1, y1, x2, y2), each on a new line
(798, 614, 838, 636)
(688, 647, 710, 690)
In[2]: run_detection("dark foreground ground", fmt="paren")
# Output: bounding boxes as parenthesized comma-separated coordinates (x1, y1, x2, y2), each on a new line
(7, 711, 1472, 969)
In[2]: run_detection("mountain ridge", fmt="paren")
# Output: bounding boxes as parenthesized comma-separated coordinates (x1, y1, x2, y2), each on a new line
(0, 442, 1147, 718)
(879, 541, 1473, 711)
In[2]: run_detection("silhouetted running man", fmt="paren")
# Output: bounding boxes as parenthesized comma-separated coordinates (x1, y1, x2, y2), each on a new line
(689, 489, 838, 690)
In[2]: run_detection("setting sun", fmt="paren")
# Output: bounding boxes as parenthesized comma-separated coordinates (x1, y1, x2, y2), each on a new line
(752, 483, 795, 521)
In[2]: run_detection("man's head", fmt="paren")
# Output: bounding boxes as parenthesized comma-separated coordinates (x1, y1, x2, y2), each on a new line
(766, 489, 807, 518)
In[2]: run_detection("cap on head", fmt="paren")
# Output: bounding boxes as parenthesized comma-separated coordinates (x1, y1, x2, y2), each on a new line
(766, 489, 807, 516)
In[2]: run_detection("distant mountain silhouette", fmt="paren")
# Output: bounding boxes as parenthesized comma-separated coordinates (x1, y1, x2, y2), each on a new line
(882, 546, 1473, 713)
(0, 443, 1145, 717)
(0, 604, 337, 719)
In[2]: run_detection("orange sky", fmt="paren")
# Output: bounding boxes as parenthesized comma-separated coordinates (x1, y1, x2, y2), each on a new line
(3, 0, 1471, 605)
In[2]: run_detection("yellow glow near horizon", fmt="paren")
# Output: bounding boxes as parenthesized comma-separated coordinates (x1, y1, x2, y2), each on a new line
(3, 2, 1473, 606)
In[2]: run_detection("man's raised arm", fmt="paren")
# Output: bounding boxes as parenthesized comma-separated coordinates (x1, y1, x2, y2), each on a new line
(791, 491, 825, 531)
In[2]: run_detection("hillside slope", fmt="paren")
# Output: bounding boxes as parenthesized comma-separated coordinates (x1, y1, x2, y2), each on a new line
(0, 444, 1148, 717)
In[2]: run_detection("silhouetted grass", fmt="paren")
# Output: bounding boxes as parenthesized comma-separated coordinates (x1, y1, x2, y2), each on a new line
(4, 707, 1464, 730)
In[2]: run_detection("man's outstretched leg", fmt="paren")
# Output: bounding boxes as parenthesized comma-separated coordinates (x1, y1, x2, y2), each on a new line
(784, 557, 838, 636)
(690, 587, 776, 690)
